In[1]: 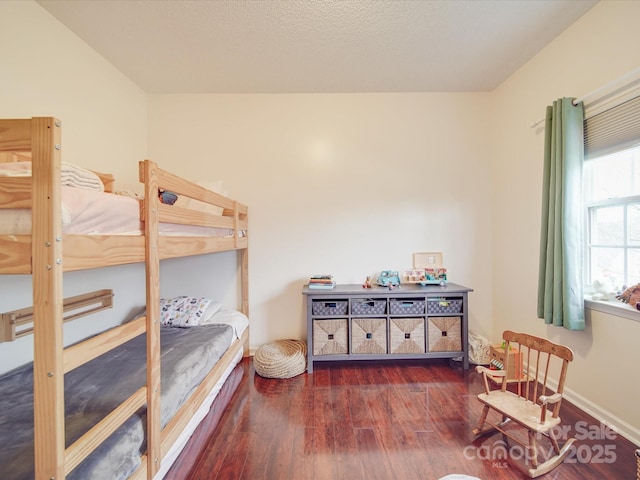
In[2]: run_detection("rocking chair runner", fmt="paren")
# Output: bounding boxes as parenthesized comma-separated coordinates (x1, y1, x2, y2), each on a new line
(473, 330, 575, 478)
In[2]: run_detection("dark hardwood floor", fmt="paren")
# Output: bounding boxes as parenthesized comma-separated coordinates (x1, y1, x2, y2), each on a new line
(166, 358, 637, 479)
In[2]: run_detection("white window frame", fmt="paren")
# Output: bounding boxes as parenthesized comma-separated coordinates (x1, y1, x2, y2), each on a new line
(586, 194, 640, 285)
(580, 69, 640, 320)
(585, 190, 640, 321)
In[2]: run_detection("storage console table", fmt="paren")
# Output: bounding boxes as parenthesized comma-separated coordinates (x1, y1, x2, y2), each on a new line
(303, 283, 473, 373)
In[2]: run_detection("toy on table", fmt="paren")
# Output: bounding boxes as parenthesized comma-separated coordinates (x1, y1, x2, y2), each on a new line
(376, 270, 401, 290)
(403, 252, 448, 286)
(422, 267, 448, 286)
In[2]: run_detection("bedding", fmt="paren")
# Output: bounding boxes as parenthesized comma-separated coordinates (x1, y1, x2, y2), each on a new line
(0, 161, 104, 191)
(158, 297, 249, 334)
(160, 296, 217, 327)
(201, 307, 250, 338)
(0, 161, 242, 237)
(0, 322, 241, 480)
(0, 186, 238, 236)
(158, 296, 240, 328)
(156, 348, 243, 479)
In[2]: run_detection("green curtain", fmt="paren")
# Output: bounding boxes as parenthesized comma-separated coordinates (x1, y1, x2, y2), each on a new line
(537, 97, 585, 331)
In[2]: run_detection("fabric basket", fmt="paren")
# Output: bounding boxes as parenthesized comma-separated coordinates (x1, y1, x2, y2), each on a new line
(351, 299, 386, 316)
(389, 298, 425, 315)
(426, 298, 463, 314)
(312, 300, 348, 316)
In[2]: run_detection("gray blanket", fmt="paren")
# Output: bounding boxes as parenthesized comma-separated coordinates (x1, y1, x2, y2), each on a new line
(0, 324, 234, 480)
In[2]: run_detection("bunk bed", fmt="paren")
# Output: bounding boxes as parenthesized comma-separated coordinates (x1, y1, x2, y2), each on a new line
(0, 117, 250, 479)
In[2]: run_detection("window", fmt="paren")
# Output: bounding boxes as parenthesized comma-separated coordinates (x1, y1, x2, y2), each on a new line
(585, 145, 640, 291)
(582, 87, 640, 307)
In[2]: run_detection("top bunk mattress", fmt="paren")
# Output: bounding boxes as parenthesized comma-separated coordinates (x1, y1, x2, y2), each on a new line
(0, 186, 237, 237)
(0, 160, 244, 238)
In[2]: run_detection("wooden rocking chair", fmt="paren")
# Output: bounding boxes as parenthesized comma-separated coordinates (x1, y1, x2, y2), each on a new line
(473, 330, 575, 478)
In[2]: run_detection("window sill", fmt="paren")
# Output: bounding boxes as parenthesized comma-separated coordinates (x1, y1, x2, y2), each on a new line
(584, 298, 640, 322)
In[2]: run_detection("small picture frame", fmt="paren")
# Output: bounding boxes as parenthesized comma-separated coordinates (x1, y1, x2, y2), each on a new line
(413, 252, 443, 269)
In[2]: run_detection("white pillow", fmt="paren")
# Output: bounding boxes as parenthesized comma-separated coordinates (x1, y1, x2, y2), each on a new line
(202, 300, 224, 322)
(199, 308, 249, 338)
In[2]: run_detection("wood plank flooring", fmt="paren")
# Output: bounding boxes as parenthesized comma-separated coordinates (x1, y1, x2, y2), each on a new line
(166, 358, 637, 479)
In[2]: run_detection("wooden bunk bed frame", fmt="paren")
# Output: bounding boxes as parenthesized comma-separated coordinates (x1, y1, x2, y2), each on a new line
(0, 117, 249, 479)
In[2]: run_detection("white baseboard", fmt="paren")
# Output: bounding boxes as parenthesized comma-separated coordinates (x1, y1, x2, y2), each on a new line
(563, 385, 640, 447)
(531, 369, 639, 448)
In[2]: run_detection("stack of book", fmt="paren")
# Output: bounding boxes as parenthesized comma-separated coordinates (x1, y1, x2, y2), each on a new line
(308, 274, 336, 289)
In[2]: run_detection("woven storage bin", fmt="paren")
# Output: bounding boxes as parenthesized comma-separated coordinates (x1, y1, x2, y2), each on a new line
(313, 319, 348, 355)
(351, 298, 386, 316)
(390, 318, 425, 354)
(312, 300, 348, 316)
(426, 297, 463, 314)
(389, 298, 425, 315)
(351, 318, 387, 354)
(427, 316, 462, 352)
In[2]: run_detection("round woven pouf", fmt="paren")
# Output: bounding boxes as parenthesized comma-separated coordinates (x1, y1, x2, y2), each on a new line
(254, 339, 307, 379)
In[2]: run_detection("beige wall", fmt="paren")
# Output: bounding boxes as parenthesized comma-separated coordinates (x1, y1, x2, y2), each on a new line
(148, 93, 494, 347)
(491, 0, 640, 443)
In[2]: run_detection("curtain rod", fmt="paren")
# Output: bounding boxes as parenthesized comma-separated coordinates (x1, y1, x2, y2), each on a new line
(530, 66, 640, 128)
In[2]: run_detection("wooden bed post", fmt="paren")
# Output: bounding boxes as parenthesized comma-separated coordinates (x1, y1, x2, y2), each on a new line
(234, 200, 249, 356)
(241, 247, 249, 356)
(140, 159, 161, 479)
(31, 117, 65, 479)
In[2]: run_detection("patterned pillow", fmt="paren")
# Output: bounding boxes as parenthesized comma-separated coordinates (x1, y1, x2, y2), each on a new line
(160, 296, 219, 327)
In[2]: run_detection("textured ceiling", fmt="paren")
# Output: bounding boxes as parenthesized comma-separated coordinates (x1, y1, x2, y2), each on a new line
(36, 0, 597, 94)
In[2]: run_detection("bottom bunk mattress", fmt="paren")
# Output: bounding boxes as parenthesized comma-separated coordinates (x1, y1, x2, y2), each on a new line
(160, 354, 243, 479)
(0, 324, 240, 480)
